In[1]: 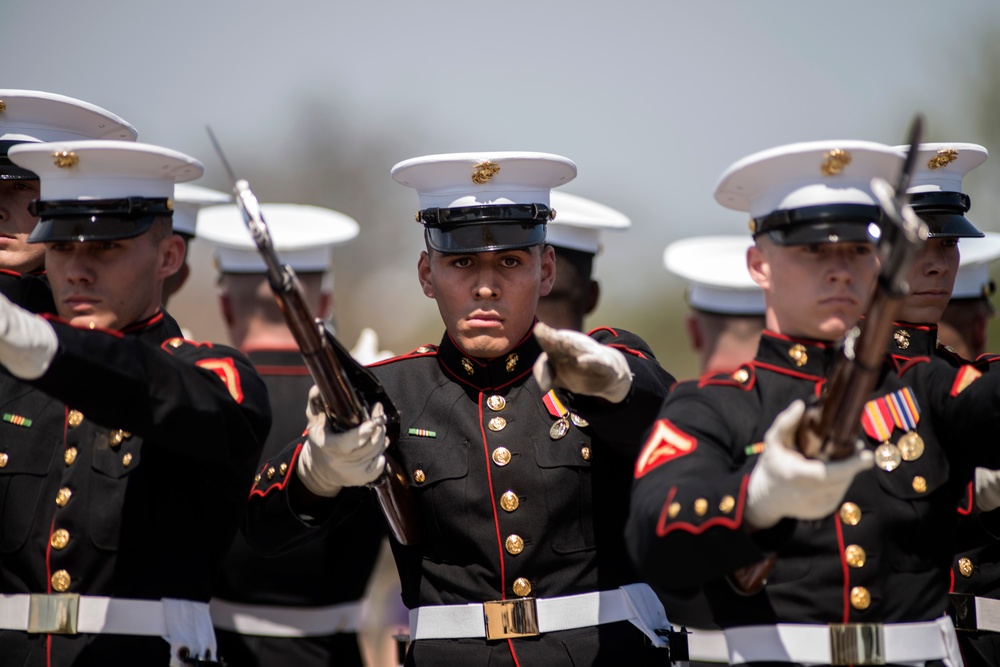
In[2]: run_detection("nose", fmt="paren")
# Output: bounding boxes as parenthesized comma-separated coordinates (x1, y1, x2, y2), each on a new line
(826, 248, 854, 284)
(920, 243, 951, 276)
(63, 250, 95, 285)
(473, 266, 499, 300)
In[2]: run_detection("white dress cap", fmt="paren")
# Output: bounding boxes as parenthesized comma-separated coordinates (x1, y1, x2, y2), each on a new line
(663, 235, 765, 315)
(172, 183, 231, 236)
(391, 151, 576, 210)
(900, 143, 987, 195)
(545, 191, 630, 254)
(8, 140, 203, 201)
(197, 203, 360, 273)
(0, 89, 137, 144)
(952, 232, 1000, 300)
(716, 140, 903, 218)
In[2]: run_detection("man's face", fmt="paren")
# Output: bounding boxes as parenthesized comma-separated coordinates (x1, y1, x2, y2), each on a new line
(0, 180, 45, 273)
(418, 244, 555, 358)
(897, 238, 959, 325)
(748, 238, 878, 341)
(45, 229, 182, 330)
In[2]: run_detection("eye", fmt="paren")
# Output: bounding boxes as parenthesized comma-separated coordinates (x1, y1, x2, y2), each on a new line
(942, 239, 959, 248)
(47, 243, 71, 253)
(98, 242, 120, 251)
(854, 244, 873, 256)
(499, 255, 521, 268)
(450, 256, 473, 268)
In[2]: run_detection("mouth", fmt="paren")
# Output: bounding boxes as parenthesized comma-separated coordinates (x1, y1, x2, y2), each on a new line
(466, 312, 504, 327)
(63, 296, 100, 312)
(819, 295, 858, 307)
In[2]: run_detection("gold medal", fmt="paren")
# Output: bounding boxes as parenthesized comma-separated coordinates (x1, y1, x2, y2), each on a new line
(550, 417, 569, 440)
(874, 442, 902, 472)
(898, 431, 925, 462)
(570, 413, 589, 428)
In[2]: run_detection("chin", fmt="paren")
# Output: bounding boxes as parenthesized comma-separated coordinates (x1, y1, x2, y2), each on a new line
(455, 333, 513, 359)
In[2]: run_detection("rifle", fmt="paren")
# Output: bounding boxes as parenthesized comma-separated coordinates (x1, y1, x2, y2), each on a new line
(729, 117, 928, 593)
(207, 129, 420, 546)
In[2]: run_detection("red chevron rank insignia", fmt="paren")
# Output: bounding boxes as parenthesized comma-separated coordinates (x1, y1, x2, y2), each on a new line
(196, 358, 244, 403)
(635, 419, 697, 478)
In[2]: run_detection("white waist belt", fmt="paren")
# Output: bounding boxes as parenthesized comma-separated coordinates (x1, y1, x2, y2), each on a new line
(209, 598, 365, 637)
(951, 593, 1000, 633)
(687, 628, 728, 663)
(409, 584, 673, 648)
(0, 593, 168, 636)
(724, 616, 962, 667)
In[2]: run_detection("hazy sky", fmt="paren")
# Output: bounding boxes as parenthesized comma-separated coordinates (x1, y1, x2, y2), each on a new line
(4, 1, 1000, 362)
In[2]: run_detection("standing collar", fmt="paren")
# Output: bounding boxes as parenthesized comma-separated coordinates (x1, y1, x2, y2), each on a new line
(755, 330, 839, 378)
(436, 327, 542, 391)
(887, 322, 938, 358)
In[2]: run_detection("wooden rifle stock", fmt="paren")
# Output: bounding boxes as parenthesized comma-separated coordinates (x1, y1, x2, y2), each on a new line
(228, 177, 421, 545)
(730, 117, 927, 594)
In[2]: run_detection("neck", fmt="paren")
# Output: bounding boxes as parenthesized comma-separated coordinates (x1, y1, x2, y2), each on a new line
(230, 320, 299, 352)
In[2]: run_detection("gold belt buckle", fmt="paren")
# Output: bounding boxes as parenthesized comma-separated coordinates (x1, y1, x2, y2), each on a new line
(483, 598, 539, 641)
(27, 593, 80, 634)
(829, 623, 885, 665)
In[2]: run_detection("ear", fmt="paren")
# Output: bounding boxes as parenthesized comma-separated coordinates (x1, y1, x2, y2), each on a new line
(417, 251, 435, 299)
(157, 234, 187, 280)
(746, 243, 771, 290)
(584, 279, 600, 316)
(538, 245, 556, 297)
(219, 294, 235, 327)
(685, 313, 703, 352)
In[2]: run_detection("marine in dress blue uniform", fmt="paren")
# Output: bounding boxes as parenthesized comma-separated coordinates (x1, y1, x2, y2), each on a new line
(626, 140, 1000, 666)
(244, 152, 681, 666)
(0, 141, 271, 667)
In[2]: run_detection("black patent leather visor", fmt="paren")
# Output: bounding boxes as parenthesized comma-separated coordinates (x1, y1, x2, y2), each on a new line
(425, 221, 547, 253)
(27, 197, 172, 243)
(909, 192, 983, 238)
(419, 203, 553, 253)
(755, 204, 881, 246)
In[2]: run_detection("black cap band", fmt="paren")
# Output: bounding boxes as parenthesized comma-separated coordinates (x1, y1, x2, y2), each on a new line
(754, 203, 882, 246)
(418, 204, 553, 253)
(27, 197, 173, 243)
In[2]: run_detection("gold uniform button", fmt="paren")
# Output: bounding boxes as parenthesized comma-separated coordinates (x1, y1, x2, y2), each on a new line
(500, 491, 519, 512)
(109, 430, 123, 447)
(487, 395, 507, 412)
(912, 476, 927, 493)
(68, 410, 84, 428)
(512, 577, 532, 597)
(253, 474, 261, 484)
(581, 447, 591, 461)
(732, 369, 749, 383)
(839, 502, 861, 526)
(413, 469, 426, 484)
(719, 496, 735, 514)
(279, 463, 288, 476)
(122, 452, 133, 467)
(850, 586, 871, 610)
(0, 452, 7, 468)
(266, 466, 276, 480)
(56, 487, 72, 507)
(50, 529, 70, 550)
(51, 570, 71, 592)
(488, 416, 507, 432)
(845, 544, 866, 568)
(959, 557, 974, 578)
(505, 534, 524, 555)
(64, 447, 78, 466)
(492, 447, 512, 466)
(668, 502, 681, 519)
(694, 498, 708, 516)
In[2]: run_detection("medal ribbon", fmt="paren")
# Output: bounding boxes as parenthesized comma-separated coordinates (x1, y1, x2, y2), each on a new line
(886, 387, 921, 431)
(861, 397, 893, 442)
(542, 390, 568, 419)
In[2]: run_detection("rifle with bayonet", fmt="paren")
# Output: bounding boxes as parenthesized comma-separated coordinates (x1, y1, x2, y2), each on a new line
(729, 116, 929, 593)
(207, 128, 420, 546)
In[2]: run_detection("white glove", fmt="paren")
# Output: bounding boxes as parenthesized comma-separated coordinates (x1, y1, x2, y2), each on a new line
(975, 468, 1000, 513)
(0, 291, 57, 380)
(349, 327, 394, 365)
(296, 386, 388, 497)
(745, 400, 874, 530)
(532, 321, 633, 403)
